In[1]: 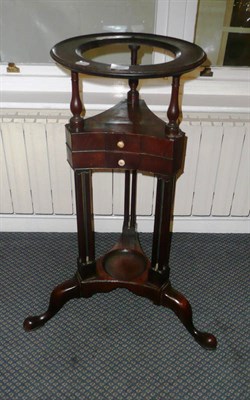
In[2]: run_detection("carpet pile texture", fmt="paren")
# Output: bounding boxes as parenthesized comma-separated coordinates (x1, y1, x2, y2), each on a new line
(1, 232, 249, 399)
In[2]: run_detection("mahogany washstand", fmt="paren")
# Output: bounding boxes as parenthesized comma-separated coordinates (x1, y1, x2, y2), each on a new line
(23, 33, 217, 349)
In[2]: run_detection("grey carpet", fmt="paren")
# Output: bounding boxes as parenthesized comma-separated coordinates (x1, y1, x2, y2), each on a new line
(0, 232, 249, 399)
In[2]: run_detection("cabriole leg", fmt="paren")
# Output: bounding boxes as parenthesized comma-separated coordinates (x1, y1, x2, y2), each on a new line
(161, 282, 217, 349)
(23, 277, 81, 331)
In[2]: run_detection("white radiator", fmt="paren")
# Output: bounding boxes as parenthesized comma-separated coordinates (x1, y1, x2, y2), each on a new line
(0, 110, 249, 233)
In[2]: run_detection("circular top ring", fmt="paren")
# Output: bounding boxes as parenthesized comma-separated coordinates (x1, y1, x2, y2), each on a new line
(50, 32, 206, 79)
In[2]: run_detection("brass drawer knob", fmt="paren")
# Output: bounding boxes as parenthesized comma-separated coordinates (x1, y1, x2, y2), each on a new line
(117, 140, 125, 149)
(7, 62, 20, 73)
(118, 159, 125, 167)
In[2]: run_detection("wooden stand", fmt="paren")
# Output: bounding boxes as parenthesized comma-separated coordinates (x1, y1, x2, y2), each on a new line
(24, 33, 217, 349)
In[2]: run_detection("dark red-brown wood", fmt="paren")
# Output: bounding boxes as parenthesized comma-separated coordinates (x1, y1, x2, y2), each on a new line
(167, 75, 181, 135)
(70, 71, 84, 131)
(24, 33, 217, 350)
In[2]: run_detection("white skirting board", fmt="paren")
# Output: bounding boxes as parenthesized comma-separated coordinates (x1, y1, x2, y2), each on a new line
(0, 214, 249, 234)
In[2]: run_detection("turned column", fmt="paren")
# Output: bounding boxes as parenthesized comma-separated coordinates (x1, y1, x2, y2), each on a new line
(123, 44, 140, 232)
(70, 71, 85, 131)
(123, 170, 138, 230)
(166, 75, 181, 136)
(127, 44, 140, 107)
(75, 170, 95, 265)
(70, 72, 94, 265)
(151, 75, 181, 275)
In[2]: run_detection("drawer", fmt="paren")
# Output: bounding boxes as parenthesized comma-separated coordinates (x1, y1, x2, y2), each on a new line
(67, 146, 177, 175)
(68, 150, 140, 170)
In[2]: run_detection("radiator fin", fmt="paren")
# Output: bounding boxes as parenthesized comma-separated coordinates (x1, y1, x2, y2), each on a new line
(0, 111, 249, 219)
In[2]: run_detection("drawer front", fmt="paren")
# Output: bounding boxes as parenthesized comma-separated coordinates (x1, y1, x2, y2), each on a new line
(68, 148, 176, 176)
(67, 130, 182, 163)
(69, 150, 139, 170)
(67, 131, 140, 153)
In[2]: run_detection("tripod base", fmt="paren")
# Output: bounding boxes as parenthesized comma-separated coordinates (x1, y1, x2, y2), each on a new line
(23, 230, 217, 350)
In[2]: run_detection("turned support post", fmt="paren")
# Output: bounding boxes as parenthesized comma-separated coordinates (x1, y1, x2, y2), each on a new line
(75, 170, 95, 265)
(70, 71, 85, 131)
(123, 170, 137, 230)
(127, 44, 140, 106)
(151, 177, 175, 275)
(166, 75, 181, 135)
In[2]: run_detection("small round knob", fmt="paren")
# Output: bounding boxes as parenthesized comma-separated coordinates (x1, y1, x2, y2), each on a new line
(117, 140, 125, 149)
(118, 159, 125, 167)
